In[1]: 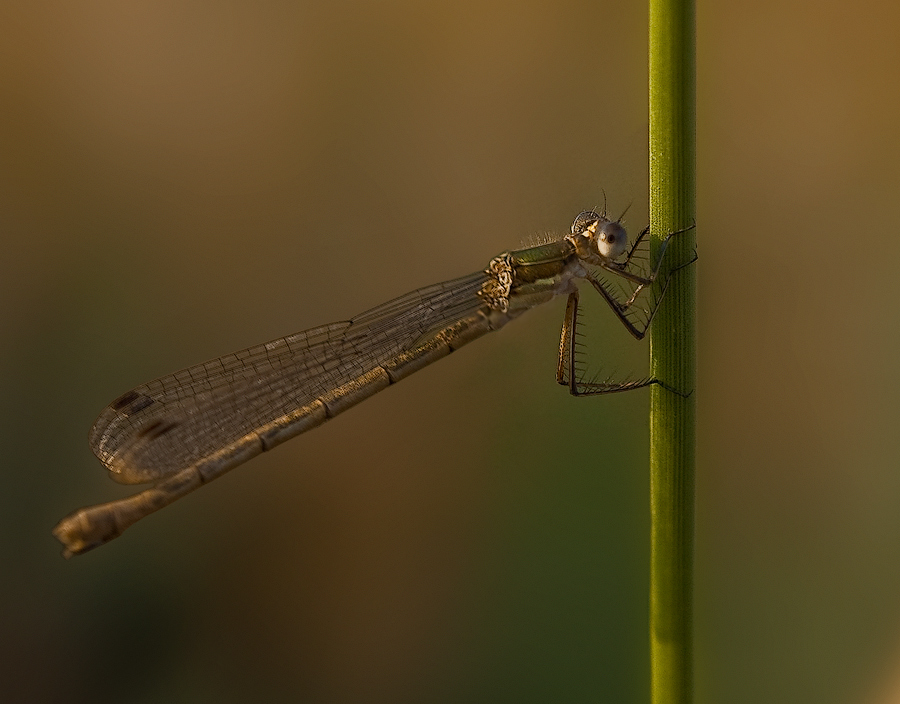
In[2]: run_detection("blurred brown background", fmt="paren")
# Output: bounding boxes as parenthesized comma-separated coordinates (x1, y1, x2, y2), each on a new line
(2, 1, 900, 702)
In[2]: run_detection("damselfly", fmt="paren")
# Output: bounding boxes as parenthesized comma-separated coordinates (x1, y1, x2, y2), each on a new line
(53, 209, 692, 557)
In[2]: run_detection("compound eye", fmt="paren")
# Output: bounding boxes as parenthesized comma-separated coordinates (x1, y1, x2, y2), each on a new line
(596, 222, 628, 259)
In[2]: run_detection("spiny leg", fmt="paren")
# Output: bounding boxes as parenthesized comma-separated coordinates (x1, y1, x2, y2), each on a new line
(556, 289, 657, 396)
(556, 290, 582, 394)
(622, 224, 651, 268)
(586, 267, 673, 341)
(592, 226, 698, 339)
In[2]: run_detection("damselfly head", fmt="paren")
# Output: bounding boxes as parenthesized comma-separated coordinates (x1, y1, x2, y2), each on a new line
(570, 210, 628, 260)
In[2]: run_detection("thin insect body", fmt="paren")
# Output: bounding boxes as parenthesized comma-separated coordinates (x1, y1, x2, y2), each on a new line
(53, 210, 691, 557)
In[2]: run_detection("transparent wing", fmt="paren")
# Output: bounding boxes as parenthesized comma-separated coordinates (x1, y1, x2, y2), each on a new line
(90, 271, 489, 484)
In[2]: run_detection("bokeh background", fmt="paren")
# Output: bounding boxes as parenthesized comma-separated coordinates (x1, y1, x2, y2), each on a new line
(3, 1, 900, 702)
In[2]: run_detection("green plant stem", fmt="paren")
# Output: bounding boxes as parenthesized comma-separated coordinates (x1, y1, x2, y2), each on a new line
(648, 0, 696, 703)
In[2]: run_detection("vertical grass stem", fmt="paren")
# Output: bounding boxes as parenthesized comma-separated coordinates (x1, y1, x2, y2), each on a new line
(648, 0, 696, 702)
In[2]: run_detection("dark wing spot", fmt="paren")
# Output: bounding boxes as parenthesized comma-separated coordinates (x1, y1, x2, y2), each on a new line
(111, 390, 139, 410)
(111, 390, 155, 415)
(136, 419, 181, 440)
